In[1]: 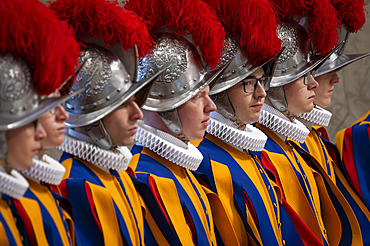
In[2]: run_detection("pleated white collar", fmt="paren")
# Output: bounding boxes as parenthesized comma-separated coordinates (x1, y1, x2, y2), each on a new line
(134, 121, 203, 171)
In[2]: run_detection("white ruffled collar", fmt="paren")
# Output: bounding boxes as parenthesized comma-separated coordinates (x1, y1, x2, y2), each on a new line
(22, 155, 66, 185)
(0, 167, 29, 200)
(258, 104, 310, 143)
(58, 131, 132, 171)
(134, 121, 203, 171)
(207, 111, 267, 151)
(297, 106, 332, 127)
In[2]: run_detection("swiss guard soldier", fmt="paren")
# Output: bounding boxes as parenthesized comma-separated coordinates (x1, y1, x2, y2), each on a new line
(49, 0, 161, 245)
(293, 0, 370, 244)
(0, 0, 80, 245)
(192, 0, 306, 245)
(126, 0, 237, 245)
(254, 0, 364, 244)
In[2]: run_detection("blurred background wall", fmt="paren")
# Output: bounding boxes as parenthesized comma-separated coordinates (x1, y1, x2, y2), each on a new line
(41, 0, 370, 142)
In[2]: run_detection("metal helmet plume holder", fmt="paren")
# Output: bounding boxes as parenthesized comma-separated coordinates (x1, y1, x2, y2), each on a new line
(138, 33, 230, 138)
(315, 25, 370, 77)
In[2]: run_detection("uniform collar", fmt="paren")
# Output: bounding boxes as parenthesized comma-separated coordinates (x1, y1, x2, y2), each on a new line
(22, 155, 66, 185)
(207, 111, 267, 151)
(258, 103, 310, 143)
(59, 131, 132, 171)
(297, 105, 332, 127)
(0, 167, 29, 200)
(134, 121, 203, 171)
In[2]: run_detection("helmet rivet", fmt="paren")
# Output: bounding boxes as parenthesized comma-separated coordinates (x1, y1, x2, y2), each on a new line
(193, 78, 197, 81)
(158, 92, 163, 96)
(117, 88, 121, 92)
(183, 85, 187, 89)
(293, 64, 297, 68)
(171, 90, 175, 94)
(174, 129, 179, 133)
(71, 96, 75, 100)
(10, 109, 14, 114)
(93, 102, 97, 107)
(124, 77, 130, 83)
(243, 64, 247, 68)
(220, 75, 224, 79)
(232, 70, 236, 74)
(282, 70, 286, 73)
(106, 96, 110, 101)
(81, 106, 85, 111)
(71, 106, 75, 110)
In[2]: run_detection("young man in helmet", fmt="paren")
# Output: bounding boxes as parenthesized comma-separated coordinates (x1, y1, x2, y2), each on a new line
(0, 0, 80, 244)
(50, 0, 162, 245)
(126, 0, 238, 244)
(256, 4, 363, 243)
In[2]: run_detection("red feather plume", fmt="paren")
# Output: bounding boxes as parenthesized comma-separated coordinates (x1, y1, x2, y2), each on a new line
(203, 0, 282, 65)
(330, 0, 366, 32)
(308, 0, 340, 55)
(124, 0, 226, 69)
(0, 0, 80, 95)
(268, 0, 339, 55)
(49, 0, 153, 58)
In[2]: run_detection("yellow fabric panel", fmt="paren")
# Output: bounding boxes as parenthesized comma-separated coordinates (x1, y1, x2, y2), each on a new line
(190, 138, 203, 147)
(88, 181, 123, 246)
(299, 130, 336, 183)
(140, 147, 216, 245)
(82, 160, 143, 246)
(27, 179, 70, 246)
(204, 162, 243, 246)
(61, 157, 73, 180)
(0, 199, 22, 246)
(335, 128, 346, 159)
(311, 170, 341, 246)
(118, 170, 145, 244)
(0, 222, 10, 246)
(20, 198, 49, 245)
(129, 153, 141, 172)
(144, 205, 170, 246)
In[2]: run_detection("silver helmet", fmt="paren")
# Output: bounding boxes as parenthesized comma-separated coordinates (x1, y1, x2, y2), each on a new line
(64, 39, 162, 149)
(267, 19, 341, 115)
(315, 25, 370, 77)
(270, 19, 340, 87)
(0, 54, 79, 158)
(137, 33, 228, 135)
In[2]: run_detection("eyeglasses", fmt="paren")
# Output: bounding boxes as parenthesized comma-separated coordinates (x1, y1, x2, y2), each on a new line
(242, 76, 271, 93)
(303, 70, 315, 85)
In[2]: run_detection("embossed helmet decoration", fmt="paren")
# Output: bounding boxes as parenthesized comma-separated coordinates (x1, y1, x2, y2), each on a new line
(315, 0, 369, 77)
(0, 0, 80, 158)
(125, 0, 227, 136)
(50, 0, 161, 149)
(200, 0, 282, 123)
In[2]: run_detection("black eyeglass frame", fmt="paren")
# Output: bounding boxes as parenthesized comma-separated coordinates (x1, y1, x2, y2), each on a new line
(242, 76, 271, 93)
(303, 70, 316, 86)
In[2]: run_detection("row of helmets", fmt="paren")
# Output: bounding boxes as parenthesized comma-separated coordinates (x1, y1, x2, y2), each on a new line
(1, 0, 367, 150)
